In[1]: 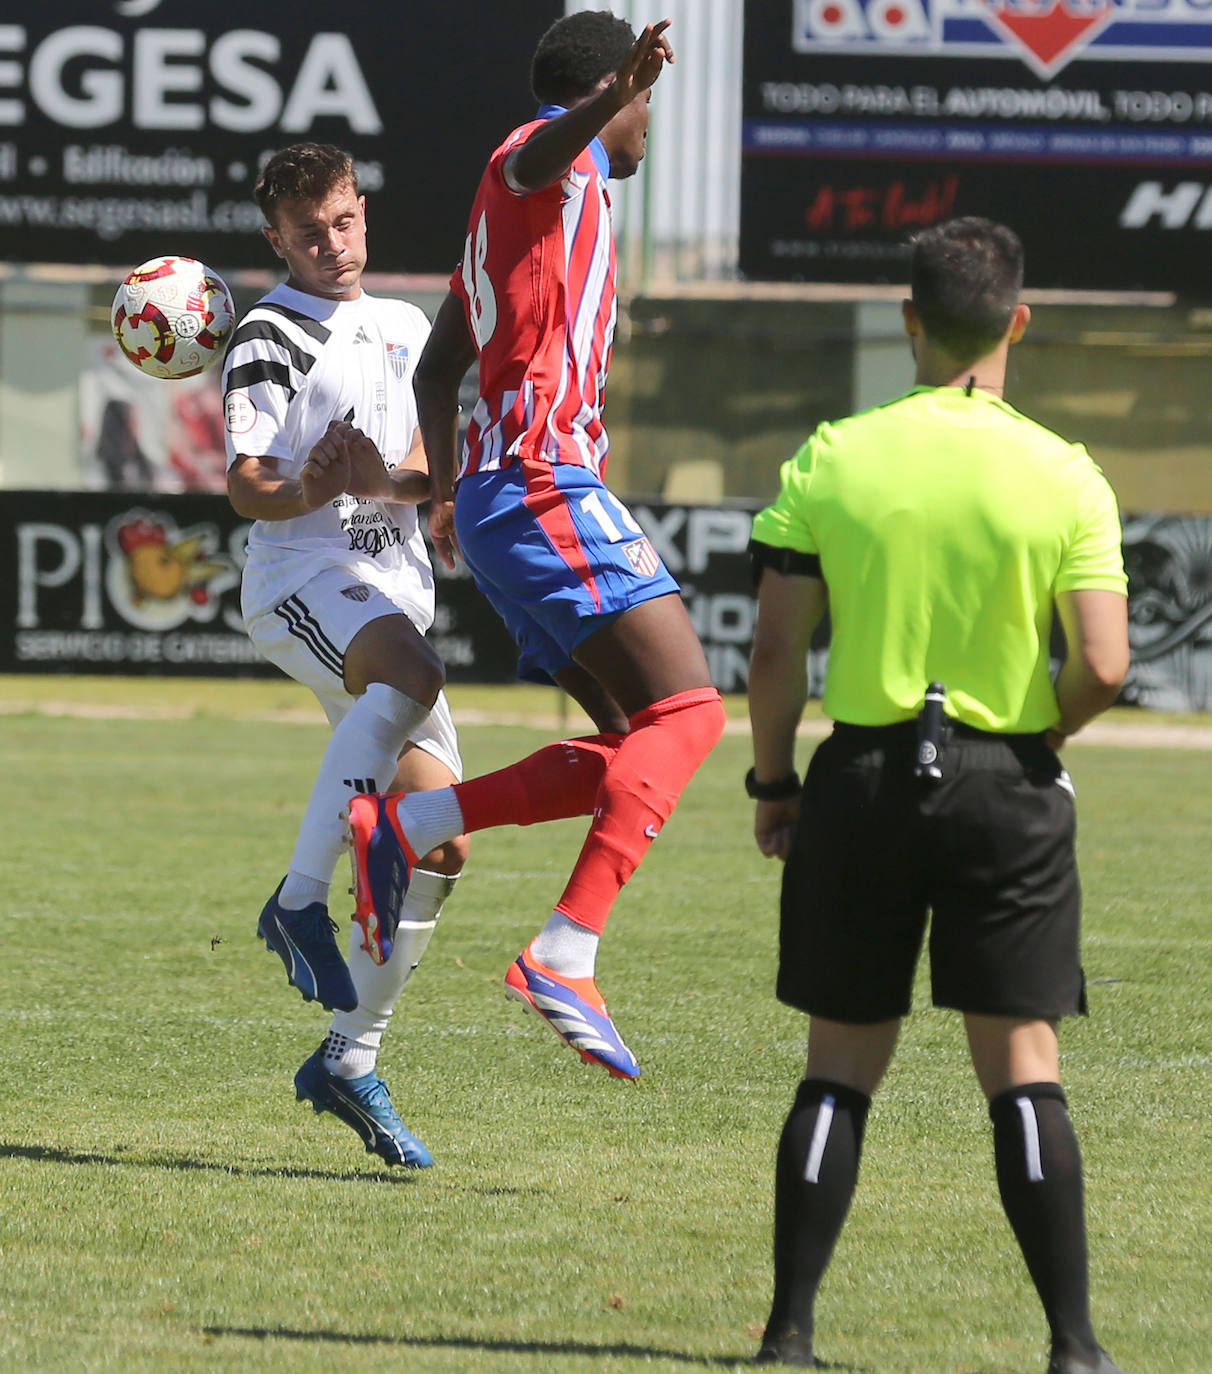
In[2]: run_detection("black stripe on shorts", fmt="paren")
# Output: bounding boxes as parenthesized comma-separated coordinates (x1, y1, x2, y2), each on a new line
(274, 595, 345, 679)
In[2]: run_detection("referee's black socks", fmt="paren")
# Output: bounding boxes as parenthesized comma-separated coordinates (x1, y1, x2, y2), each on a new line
(988, 1082, 1101, 1361)
(766, 1078, 871, 1344)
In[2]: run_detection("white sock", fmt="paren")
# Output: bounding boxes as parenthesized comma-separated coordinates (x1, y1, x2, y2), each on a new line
(324, 869, 458, 1078)
(391, 789, 466, 860)
(277, 873, 328, 910)
(531, 910, 599, 979)
(281, 682, 430, 909)
(319, 1029, 378, 1080)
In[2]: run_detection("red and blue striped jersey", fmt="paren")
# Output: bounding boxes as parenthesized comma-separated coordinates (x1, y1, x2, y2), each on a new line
(450, 112, 617, 480)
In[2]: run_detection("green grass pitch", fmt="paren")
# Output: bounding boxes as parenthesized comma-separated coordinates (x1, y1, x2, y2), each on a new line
(0, 678, 1208, 1373)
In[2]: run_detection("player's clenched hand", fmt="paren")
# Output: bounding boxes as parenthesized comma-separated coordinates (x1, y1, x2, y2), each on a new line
(614, 19, 674, 103)
(428, 498, 459, 571)
(342, 426, 394, 501)
(301, 419, 352, 509)
(754, 797, 799, 862)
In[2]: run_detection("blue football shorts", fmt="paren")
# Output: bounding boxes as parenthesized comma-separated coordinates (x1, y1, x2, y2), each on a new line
(454, 458, 681, 683)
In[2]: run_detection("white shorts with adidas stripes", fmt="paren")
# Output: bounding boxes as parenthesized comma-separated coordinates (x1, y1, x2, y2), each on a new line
(244, 566, 462, 780)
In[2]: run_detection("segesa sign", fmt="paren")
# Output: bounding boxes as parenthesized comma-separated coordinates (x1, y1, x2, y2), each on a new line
(0, 27, 382, 133)
(0, 0, 561, 271)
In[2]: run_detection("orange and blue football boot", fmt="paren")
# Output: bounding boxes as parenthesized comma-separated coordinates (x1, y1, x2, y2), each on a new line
(347, 794, 419, 966)
(504, 944, 640, 1080)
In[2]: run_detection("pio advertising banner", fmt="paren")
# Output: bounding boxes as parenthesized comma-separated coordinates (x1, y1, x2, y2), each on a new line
(0, 0, 561, 272)
(0, 492, 762, 692)
(741, 0, 1212, 291)
(6, 492, 1206, 707)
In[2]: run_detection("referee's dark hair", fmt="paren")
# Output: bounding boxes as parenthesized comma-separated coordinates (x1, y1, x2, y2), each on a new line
(530, 10, 636, 106)
(910, 217, 1024, 366)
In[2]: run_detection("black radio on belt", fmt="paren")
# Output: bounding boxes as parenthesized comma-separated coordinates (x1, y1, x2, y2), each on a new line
(914, 681, 947, 782)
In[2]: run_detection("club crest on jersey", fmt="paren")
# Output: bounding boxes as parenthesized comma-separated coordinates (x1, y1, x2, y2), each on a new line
(386, 342, 409, 379)
(792, 0, 1212, 81)
(623, 537, 661, 578)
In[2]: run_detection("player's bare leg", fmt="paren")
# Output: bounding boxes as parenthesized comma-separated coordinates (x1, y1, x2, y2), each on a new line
(349, 594, 725, 1077)
(502, 594, 724, 1076)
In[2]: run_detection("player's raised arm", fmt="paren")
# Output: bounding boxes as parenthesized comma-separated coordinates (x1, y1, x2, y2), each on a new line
(505, 19, 674, 194)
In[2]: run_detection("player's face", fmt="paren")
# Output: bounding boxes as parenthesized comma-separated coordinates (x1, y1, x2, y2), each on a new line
(263, 182, 368, 299)
(601, 89, 652, 180)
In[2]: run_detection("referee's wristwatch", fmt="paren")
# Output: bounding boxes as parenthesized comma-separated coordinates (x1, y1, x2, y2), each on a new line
(744, 767, 801, 801)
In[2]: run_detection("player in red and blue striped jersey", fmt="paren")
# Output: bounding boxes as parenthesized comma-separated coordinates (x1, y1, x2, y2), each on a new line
(347, 13, 726, 1081)
(454, 102, 618, 477)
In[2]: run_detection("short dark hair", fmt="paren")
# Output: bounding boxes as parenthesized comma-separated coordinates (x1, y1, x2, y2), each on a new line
(530, 10, 635, 106)
(254, 144, 357, 226)
(910, 217, 1024, 364)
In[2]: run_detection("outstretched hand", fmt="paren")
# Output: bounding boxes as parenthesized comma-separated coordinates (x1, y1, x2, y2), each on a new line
(614, 19, 674, 105)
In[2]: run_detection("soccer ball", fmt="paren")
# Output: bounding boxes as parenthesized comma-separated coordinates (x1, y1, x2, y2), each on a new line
(111, 256, 235, 379)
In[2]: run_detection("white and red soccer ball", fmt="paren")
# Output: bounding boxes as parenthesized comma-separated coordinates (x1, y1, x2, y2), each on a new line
(111, 256, 235, 380)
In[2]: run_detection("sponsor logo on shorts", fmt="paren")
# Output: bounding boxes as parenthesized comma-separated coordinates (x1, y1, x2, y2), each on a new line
(623, 537, 661, 577)
(340, 585, 372, 602)
(224, 392, 257, 435)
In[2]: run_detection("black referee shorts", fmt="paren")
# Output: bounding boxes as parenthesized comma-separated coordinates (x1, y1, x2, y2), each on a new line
(778, 722, 1086, 1024)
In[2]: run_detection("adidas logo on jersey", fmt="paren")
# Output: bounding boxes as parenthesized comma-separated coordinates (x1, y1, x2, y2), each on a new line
(352, 326, 374, 344)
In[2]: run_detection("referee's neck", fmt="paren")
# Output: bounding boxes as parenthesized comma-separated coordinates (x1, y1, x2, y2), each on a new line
(914, 349, 1009, 397)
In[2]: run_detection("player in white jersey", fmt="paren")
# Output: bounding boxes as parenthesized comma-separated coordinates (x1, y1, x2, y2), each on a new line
(222, 143, 468, 1168)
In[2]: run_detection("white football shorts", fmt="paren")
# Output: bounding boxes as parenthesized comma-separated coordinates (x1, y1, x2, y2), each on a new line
(244, 565, 462, 781)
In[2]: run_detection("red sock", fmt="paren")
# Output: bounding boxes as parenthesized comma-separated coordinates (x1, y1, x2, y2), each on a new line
(554, 687, 726, 935)
(452, 734, 624, 833)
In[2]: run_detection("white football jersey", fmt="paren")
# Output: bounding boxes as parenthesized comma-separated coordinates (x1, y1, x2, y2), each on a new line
(222, 283, 435, 627)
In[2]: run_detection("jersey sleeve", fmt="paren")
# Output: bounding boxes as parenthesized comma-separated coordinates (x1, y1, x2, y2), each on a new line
(751, 435, 821, 554)
(450, 122, 561, 303)
(221, 314, 300, 471)
(1055, 453, 1129, 594)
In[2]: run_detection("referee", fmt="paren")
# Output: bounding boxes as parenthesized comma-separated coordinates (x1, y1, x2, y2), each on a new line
(746, 218, 1131, 1374)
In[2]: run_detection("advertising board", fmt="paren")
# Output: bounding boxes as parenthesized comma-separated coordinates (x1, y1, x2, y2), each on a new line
(0, 1, 560, 272)
(741, 0, 1212, 291)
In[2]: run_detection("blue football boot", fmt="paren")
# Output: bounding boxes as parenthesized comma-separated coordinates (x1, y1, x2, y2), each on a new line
(294, 1048, 434, 1168)
(256, 879, 357, 1013)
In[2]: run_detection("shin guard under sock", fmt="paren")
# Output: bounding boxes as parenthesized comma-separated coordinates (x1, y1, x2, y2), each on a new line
(766, 1078, 871, 1341)
(989, 1082, 1100, 1359)
(554, 687, 726, 935)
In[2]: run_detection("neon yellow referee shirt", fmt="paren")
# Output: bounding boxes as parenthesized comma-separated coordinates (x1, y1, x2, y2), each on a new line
(751, 386, 1129, 732)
